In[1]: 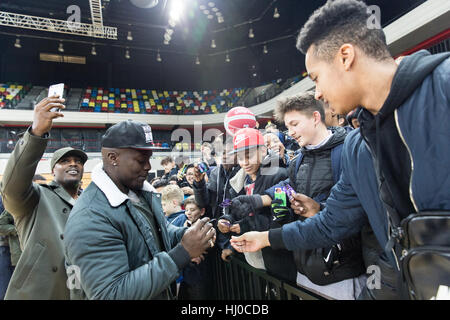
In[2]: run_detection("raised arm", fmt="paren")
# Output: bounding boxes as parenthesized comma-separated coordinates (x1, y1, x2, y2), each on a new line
(0, 96, 65, 222)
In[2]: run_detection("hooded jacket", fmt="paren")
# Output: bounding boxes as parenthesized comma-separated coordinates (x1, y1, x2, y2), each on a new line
(269, 50, 450, 273)
(268, 127, 365, 285)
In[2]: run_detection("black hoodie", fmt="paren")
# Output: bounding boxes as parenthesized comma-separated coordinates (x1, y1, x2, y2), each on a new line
(359, 50, 450, 221)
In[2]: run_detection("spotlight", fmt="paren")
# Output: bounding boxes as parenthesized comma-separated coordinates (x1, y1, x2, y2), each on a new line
(263, 45, 268, 54)
(164, 39, 170, 45)
(273, 7, 280, 19)
(58, 42, 64, 53)
(211, 39, 216, 48)
(170, 0, 184, 22)
(248, 28, 254, 39)
(91, 45, 97, 55)
(195, 56, 200, 65)
(127, 31, 133, 41)
(14, 38, 21, 49)
(157, 51, 162, 62)
(225, 53, 230, 63)
(125, 49, 130, 59)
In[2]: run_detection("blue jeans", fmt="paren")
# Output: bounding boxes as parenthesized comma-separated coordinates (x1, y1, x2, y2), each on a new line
(0, 246, 14, 300)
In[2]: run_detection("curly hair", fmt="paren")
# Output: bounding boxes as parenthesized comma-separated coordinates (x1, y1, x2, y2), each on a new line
(296, 0, 391, 61)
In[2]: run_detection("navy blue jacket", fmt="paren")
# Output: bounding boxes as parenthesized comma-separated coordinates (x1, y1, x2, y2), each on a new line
(269, 51, 450, 268)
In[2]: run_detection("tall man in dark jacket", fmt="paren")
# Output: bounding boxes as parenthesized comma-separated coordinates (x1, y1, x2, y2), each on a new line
(0, 96, 88, 299)
(64, 120, 216, 300)
(230, 0, 450, 300)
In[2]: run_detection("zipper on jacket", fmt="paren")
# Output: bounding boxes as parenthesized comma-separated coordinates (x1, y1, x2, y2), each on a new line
(304, 153, 316, 197)
(394, 110, 419, 213)
(360, 124, 401, 271)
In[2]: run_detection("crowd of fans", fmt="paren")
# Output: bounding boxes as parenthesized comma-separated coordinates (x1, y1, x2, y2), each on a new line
(0, 0, 448, 301)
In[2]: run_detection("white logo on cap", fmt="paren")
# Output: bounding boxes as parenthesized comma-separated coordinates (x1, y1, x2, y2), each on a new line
(234, 134, 249, 147)
(142, 125, 153, 143)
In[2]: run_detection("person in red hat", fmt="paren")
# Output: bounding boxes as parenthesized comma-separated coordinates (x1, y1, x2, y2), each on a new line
(217, 128, 297, 283)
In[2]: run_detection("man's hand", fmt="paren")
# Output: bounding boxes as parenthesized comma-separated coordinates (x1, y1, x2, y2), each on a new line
(181, 217, 216, 258)
(217, 219, 231, 233)
(193, 165, 206, 183)
(271, 141, 285, 158)
(290, 193, 320, 218)
(221, 249, 233, 262)
(230, 231, 270, 253)
(230, 223, 241, 234)
(31, 95, 65, 137)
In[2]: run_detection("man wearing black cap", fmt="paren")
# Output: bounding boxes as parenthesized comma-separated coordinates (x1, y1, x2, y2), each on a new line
(64, 120, 215, 300)
(0, 95, 87, 299)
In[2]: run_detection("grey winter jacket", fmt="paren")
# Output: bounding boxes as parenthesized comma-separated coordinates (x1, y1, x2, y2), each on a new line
(64, 164, 190, 300)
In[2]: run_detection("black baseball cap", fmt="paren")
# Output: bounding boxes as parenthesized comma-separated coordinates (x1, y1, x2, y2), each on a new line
(101, 120, 157, 151)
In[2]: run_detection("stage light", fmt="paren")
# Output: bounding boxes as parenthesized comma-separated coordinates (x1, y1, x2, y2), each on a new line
(211, 39, 216, 48)
(170, 0, 184, 22)
(225, 53, 230, 63)
(14, 38, 21, 48)
(91, 45, 97, 55)
(248, 28, 254, 39)
(208, 2, 215, 7)
(127, 31, 133, 41)
(130, 0, 159, 9)
(195, 56, 200, 65)
(263, 45, 268, 54)
(218, 15, 224, 23)
(156, 51, 162, 62)
(58, 42, 64, 52)
(164, 39, 170, 45)
(125, 49, 130, 59)
(164, 33, 171, 42)
(273, 7, 280, 19)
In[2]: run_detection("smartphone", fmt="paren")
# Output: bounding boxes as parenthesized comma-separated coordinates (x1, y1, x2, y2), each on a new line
(48, 83, 64, 112)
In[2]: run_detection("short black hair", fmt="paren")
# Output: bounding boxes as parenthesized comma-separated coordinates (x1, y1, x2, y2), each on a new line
(297, 0, 391, 61)
(275, 91, 326, 124)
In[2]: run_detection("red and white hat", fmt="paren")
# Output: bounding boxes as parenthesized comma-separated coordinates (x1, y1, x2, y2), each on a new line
(230, 128, 264, 154)
(224, 107, 257, 136)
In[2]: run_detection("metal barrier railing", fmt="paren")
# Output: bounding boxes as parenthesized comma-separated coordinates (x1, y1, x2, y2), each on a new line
(212, 251, 325, 300)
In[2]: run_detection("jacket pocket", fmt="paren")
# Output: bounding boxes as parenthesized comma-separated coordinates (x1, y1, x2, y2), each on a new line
(12, 242, 46, 290)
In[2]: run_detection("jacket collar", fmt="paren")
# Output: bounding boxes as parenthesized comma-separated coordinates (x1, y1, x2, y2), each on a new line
(47, 180, 77, 207)
(91, 163, 156, 207)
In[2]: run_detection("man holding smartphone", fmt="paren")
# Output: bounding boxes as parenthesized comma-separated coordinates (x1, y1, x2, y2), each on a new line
(0, 95, 88, 299)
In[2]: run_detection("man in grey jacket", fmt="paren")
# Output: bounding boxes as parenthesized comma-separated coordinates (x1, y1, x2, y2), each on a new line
(64, 120, 216, 300)
(0, 95, 87, 299)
